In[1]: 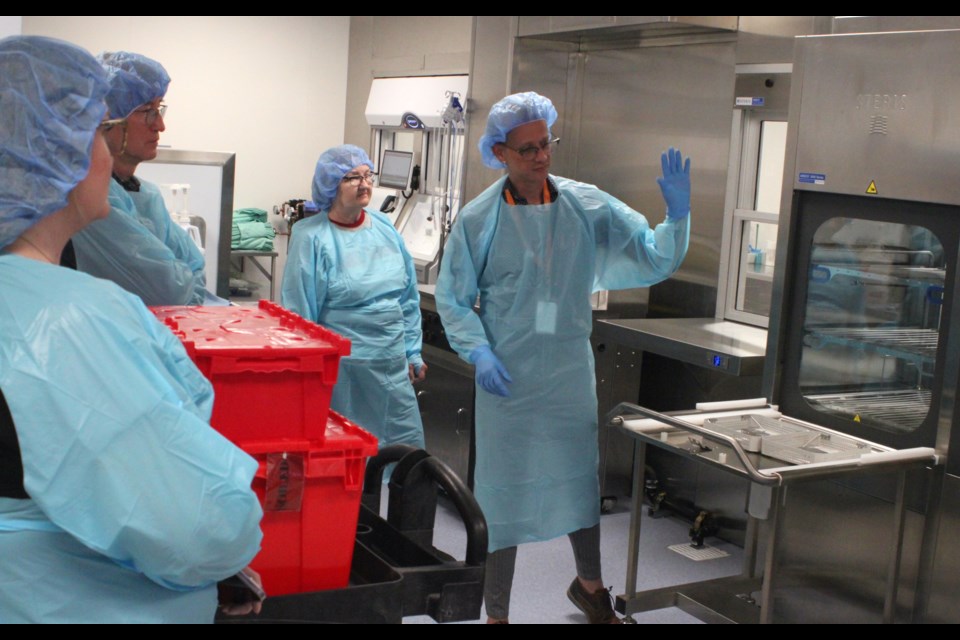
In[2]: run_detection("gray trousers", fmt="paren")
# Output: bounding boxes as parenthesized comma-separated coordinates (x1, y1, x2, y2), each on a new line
(483, 524, 602, 620)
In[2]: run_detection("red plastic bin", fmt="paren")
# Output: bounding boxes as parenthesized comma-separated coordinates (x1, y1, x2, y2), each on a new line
(150, 300, 351, 445)
(244, 411, 378, 596)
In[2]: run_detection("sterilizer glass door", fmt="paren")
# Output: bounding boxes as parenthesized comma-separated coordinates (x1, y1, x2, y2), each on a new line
(798, 217, 944, 433)
(779, 191, 958, 449)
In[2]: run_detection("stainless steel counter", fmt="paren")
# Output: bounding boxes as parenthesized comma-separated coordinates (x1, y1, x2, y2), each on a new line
(594, 318, 768, 376)
(418, 284, 437, 310)
(416, 283, 475, 487)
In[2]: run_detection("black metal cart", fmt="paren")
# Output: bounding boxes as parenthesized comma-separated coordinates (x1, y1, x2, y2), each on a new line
(218, 445, 488, 624)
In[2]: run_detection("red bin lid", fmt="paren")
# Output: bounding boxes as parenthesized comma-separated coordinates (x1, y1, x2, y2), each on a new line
(150, 300, 350, 357)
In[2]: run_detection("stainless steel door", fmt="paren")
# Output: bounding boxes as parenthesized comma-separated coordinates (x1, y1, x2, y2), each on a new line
(511, 37, 736, 315)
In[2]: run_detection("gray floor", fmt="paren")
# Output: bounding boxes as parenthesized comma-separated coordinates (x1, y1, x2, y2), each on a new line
(400, 496, 743, 624)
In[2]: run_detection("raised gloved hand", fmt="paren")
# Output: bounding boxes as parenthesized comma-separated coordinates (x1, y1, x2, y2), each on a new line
(656, 147, 691, 220)
(469, 345, 512, 397)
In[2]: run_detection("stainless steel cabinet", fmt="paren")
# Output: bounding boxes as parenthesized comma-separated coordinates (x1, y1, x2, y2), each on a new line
(417, 298, 476, 489)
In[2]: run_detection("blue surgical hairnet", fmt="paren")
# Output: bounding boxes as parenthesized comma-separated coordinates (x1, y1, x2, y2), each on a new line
(311, 144, 375, 212)
(478, 91, 558, 170)
(0, 35, 109, 251)
(98, 51, 170, 119)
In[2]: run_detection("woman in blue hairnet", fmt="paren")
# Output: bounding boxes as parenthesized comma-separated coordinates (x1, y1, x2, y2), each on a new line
(69, 50, 209, 306)
(0, 36, 263, 623)
(282, 145, 426, 452)
(435, 92, 691, 623)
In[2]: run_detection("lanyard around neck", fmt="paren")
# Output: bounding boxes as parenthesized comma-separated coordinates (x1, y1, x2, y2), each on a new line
(504, 180, 552, 206)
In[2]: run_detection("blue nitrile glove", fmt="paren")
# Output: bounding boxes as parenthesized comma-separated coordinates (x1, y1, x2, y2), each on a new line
(656, 147, 691, 220)
(410, 353, 424, 375)
(469, 345, 512, 397)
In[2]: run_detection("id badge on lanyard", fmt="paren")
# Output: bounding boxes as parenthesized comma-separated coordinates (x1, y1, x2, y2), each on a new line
(505, 179, 558, 335)
(536, 300, 558, 334)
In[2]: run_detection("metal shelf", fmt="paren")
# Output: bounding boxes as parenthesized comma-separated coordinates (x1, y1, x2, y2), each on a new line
(593, 318, 768, 376)
(805, 327, 939, 366)
(812, 263, 944, 289)
(805, 389, 931, 433)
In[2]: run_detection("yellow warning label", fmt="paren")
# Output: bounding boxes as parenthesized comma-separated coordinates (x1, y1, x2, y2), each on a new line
(866, 181, 878, 195)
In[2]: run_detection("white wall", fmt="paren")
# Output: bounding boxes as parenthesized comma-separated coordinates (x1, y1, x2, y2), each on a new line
(23, 16, 350, 212)
(0, 16, 22, 37)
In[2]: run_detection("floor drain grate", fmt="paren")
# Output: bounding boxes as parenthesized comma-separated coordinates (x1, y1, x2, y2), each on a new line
(668, 543, 730, 561)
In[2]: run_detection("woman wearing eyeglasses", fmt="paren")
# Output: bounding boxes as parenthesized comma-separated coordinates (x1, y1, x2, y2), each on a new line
(282, 145, 427, 453)
(70, 51, 209, 306)
(0, 36, 262, 623)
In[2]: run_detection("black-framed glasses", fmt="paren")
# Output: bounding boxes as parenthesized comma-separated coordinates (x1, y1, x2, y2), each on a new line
(342, 172, 377, 186)
(501, 137, 560, 161)
(132, 103, 168, 126)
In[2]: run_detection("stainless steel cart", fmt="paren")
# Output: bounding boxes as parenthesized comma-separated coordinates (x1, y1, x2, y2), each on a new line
(609, 402, 937, 624)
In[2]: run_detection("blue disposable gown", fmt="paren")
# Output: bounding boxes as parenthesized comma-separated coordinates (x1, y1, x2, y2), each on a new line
(72, 178, 208, 306)
(282, 210, 425, 449)
(0, 256, 263, 623)
(435, 176, 689, 552)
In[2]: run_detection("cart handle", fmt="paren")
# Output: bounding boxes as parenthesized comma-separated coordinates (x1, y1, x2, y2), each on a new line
(364, 445, 489, 568)
(362, 444, 423, 510)
(416, 456, 488, 567)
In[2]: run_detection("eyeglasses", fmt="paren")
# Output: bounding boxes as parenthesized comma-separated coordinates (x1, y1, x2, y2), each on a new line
(342, 172, 377, 186)
(98, 117, 127, 131)
(132, 104, 168, 126)
(501, 137, 560, 161)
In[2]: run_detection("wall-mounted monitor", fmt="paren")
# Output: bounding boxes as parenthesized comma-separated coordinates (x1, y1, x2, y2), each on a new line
(378, 149, 414, 190)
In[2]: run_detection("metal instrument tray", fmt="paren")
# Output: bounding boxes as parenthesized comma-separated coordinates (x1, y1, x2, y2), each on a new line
(702, 414, 809, 452)
(611, 403, 937, 486)
(760, 429, 876, 465)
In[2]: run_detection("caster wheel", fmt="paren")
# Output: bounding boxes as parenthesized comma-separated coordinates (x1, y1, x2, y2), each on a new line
(601, 496, 618, 513)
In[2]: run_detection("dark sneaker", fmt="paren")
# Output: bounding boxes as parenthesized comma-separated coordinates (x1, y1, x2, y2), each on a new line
(566, 578, 622, 624)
